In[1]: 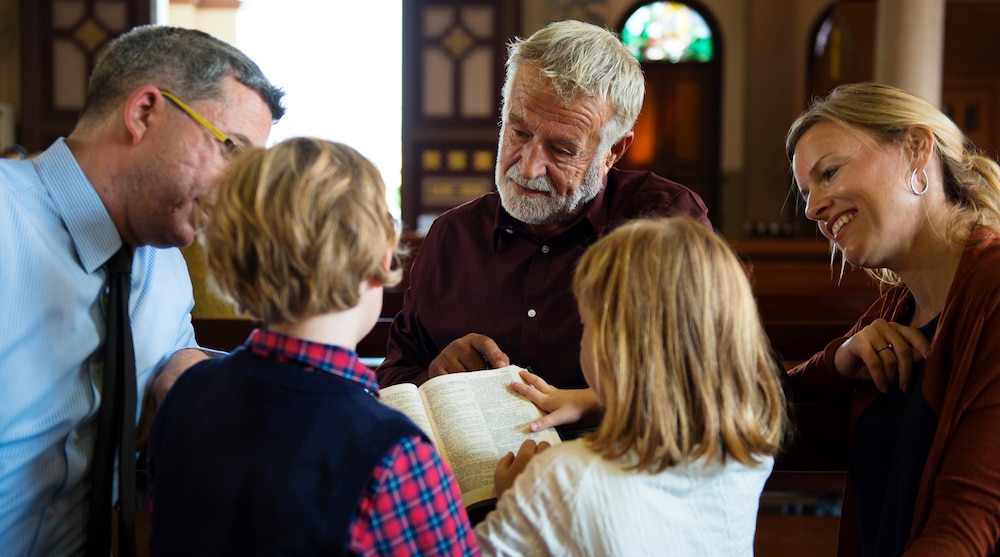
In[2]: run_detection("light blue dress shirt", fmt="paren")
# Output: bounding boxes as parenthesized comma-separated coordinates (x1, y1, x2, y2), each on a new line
(0, 139, 199, 556)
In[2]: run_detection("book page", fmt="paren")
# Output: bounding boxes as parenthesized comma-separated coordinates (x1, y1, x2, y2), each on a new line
(420, 365, 562, 506)
(380, 382, 438, 448)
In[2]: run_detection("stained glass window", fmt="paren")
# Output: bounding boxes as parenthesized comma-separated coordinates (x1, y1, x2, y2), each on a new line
(621, 1, 714, 63)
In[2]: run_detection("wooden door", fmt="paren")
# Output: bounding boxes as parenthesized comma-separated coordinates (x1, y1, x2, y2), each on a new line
(19, 0, 151, 153)
(617, 60, 721, 224)
(400, 0, 519, 232)
(614, 0, 724, 225)
(942, 80, 1000, 159)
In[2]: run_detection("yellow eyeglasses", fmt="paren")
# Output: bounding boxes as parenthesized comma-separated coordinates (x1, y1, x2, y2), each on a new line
(160, 90, 240, 156)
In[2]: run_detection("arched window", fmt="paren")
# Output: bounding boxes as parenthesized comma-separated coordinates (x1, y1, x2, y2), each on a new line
(620, 1, 713, 63)
(616, 0, 723, 225)
(805, 1, 874, 102)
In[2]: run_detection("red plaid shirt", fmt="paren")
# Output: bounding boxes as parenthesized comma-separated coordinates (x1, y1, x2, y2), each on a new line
(247, 329, 480, 556)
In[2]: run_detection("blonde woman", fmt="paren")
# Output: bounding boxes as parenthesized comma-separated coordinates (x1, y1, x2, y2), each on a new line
(786, 82, 1000, 556)
(474, 217, 787, 556)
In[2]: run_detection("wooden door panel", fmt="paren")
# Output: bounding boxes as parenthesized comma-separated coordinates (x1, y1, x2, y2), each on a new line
(618, 62, 721, 223)
(942, 81, 1000, 158)
(20, 0, 151, 152)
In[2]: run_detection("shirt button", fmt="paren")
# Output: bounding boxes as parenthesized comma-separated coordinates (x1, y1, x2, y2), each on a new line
(45, 507, 56, 519)
(71, 431, 80, 443)
(505, 228, 514, 234)
(527, 309, 537, 318)
(541, 245, 550, 254)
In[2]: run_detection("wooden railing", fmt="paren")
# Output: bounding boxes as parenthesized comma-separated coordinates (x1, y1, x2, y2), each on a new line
(733, 238, 881, 366)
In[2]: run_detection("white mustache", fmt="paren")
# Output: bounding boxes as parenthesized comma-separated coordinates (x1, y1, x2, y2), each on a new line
(506, 166, 554, 194)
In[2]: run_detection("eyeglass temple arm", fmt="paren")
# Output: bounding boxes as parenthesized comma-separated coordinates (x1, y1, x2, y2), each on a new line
(159, 90, 232, 145)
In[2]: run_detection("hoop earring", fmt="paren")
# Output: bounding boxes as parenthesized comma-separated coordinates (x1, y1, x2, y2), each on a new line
(910, 168, 929, 196)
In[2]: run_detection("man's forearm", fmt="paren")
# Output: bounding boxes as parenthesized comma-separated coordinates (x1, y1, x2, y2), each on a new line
(137, 348, 217, 448)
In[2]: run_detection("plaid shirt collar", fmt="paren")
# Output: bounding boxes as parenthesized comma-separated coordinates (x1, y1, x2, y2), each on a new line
(244, 328, 379, 395)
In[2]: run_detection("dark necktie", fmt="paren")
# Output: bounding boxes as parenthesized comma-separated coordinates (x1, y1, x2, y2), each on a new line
(86, 245, 137, 557)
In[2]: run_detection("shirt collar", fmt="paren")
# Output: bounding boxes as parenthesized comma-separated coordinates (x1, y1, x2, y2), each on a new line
(35, 138, 122, 273)
(244, 328, 379, 395)
(581, 179, 610, 231)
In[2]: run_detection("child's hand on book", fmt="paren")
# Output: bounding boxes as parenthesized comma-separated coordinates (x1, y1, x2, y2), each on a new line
(494, 439, 551, 498)
(510, 370, 602, 432)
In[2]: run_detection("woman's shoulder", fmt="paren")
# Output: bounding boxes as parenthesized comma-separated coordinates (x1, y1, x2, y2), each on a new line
(967, 228, 1000, 264)
(955, 228, 1000, 299)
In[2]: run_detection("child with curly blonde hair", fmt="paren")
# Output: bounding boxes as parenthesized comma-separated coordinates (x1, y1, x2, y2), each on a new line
(148, 138, 479, 556)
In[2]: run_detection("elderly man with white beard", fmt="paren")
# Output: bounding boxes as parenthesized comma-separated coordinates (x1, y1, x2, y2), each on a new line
(376, 20, 710, 430)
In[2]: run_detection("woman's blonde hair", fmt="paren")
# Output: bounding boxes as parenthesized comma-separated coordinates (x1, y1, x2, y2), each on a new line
(574, 217, 787, 473)
(786, 82, 1000, 285)
(203, 137, 400, 325)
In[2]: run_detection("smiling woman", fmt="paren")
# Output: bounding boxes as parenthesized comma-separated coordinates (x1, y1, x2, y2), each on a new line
(785, 82, 1000, 556)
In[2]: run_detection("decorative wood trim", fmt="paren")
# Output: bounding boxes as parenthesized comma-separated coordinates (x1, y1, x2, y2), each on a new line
(19, 0, 151, 152)
(401, 0, 520, 231)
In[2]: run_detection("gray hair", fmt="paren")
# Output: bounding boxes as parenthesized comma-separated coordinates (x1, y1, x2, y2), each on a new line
(502, 20, 645, 149)
(81, 25, 285, 124)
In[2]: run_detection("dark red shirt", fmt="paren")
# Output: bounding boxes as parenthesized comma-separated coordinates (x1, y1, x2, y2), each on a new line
(377, 168, 710, 390)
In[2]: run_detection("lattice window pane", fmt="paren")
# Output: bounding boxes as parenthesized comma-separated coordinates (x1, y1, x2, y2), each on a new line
(95, 1, 129, 32)
(53, 39, 88, 110)
(423, 47, 453, 116)
(461, 5, 492, 37)
(423, 5, 453, 37)
(461, 47, 492, 117)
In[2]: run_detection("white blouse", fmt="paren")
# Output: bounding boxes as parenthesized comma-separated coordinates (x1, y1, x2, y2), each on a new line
(474, 438, 774, 557)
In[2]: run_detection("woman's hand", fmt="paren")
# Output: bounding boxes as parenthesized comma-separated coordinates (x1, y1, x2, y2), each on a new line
(509, 369, 602, 431)
(834, 318, 932, 393)
(494, 439, 551, 499)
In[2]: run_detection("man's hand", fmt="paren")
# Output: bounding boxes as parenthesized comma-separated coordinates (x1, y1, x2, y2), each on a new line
(494, 439, 551, 499)
(509, 369, 602, 431)
(834, 318, 931, 393)
(428, 333, 510, 378)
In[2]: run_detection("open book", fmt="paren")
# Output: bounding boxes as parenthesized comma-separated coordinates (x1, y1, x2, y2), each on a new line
(380, 365, 562, 508)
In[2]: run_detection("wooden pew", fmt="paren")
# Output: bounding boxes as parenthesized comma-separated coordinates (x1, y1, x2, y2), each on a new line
(734, 239, 879, 452)
(733, 238, 877, 554)
(192, 232, 423, 358)
(192, 235, 875, 477)
(732, 237, 881, 366)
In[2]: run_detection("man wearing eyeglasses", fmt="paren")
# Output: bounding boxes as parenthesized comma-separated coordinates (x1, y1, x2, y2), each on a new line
(0, 25, 284, 557)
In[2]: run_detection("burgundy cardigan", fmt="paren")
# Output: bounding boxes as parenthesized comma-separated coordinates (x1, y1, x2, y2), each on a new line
(789, 228, 1000, 556)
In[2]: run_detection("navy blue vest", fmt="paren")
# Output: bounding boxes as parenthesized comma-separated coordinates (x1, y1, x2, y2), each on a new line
(148, 347, 425, 556)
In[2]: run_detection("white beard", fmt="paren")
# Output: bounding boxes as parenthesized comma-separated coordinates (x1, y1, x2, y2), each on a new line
(496, 161, 604, 225)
